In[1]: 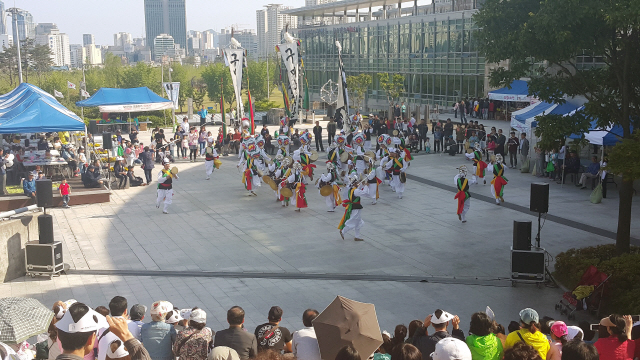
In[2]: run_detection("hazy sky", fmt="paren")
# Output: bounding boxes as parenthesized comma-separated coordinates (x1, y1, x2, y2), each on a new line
(7, 0, 304, 46)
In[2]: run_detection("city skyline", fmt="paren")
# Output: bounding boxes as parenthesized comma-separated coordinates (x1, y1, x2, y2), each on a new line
(4, 0, 304, 46)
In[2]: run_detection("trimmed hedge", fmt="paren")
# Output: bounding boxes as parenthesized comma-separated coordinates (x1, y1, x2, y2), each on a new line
(554, 244, 640, 314)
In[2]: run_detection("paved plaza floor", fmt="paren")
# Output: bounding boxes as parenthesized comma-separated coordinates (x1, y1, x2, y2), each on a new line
(2, 124, 637, 333)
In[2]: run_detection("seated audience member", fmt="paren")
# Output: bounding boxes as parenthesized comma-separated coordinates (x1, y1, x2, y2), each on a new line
(128, 304, 146, 340)
(210, 347, 241, 360)
(335, 345, 360, 360)
(431, 338, 471, 360)
(466, 312, 503, 360)
(504, 308, 549, 359)
(503, 342, 542, 360)
(140, 301, 177, 360)
(406, 320, 424, 345)
(82, 166, 104, 188)
(214, 306, 257, 360)
(292, 309, 321, 360)
(173, 309, 213, 360)
(561, 340, 599, 360)
(254, 306, 292, 353)
(23, 173, 36, 202)
(594, 314, 635, 360)
(547, 321, 569, 360)
(374, 334, 393, 360)
(576, 156, 600, 189)
(113, 157, 127, 189)
(390, 343, 422, 360)
(412, 309, 465, 360)
(97, 296, 128, 360)
(127, 168, 145, 187)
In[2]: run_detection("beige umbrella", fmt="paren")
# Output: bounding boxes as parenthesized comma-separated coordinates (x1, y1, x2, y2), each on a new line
(313, 296, 383, 360)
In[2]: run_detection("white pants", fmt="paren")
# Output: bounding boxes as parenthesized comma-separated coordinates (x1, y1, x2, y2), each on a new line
(368, 183, 378, 203)
(460, 198, 470, 221)
(364, 140, 371, 151)
(325, 194, 336, 211)
(342, 209, 364, 238)
(490, 183, 503, 203)
(205, 160, 214, 178)
(356, 160, 365, 175)
(391, 174, 404, 196)
(157, 189, 173, 212)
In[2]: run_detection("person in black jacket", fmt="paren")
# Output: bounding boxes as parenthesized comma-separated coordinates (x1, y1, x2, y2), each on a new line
(327, 118, 337, 146)
(113, 158, 127, 189)
(417, 120, 428, 151)
(411, 310, 465, 360)
(313, 121, 324, 152)
(139, 147, 155, 184)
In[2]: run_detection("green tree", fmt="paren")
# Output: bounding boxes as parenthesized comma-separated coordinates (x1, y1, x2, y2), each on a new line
(102, 53, 123, 88)
(378, 73, 405, 106)
(346, 74, 372, 111)
(475, 0, 640, 254)
(245, 60, 270, 101)
(201, 62, 235, 110)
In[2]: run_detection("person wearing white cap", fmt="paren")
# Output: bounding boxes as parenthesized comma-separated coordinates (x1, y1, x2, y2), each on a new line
(338, 173, 369, 242)
(140, 301, 177, 360)
(430, 338, 471, 360)
(104, 339, 129, 360)
(156, 159, 178, 214)
(204, 140, 219, 180)
(173, 309, 212, 360)
(411, 309, 465, 360)
(54, 303, 109, 360)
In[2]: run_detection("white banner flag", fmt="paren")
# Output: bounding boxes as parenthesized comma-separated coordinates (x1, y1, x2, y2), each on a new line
(67, 81, 76, 89)
(54, 90, 64, 98)
(81, 89, 90, 98)
(224, 48, 245, 119)
(278, 41, 300, 123)
(162, 82, 180, 110)
(335, 41, 349, 129)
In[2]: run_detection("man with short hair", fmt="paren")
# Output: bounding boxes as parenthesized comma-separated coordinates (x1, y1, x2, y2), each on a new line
(198, 107, 208, 126)
(180, 118, 190, 134)
(327, 118, 337, 146)
(96, 296, 129, 360)
(313, 121, 324, 152)
(214, 306, 257, 360)
(128, 304, 146, 340)
(519, 133, 529, 166)
(496, 129, 506, 157)
(507, 132, 520, 168)
(140, 146, 155, 184)
(254, 306, 292, 353)
(412, 309, 465, 360)
(292, 309, 321, 360)
(23, 172, 36, 202)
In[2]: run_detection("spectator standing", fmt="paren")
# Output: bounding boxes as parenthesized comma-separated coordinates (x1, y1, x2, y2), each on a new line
(519, 133, 529, 166)
(254, 306, 292, 353)
(504, 308, 550, 359)
(199, 127, 207, 156)
(418, 120, 428, 151)
(0, 149, 9, 195)
(59, 179, 71, 208)
(594, 315, 635, 360)
(466, 312, 502, 360)
(468, 131, 479, 150)
(401, 102, 407, 119)
(495, 129, 506, 157)
(443, 119, 454, 140)
(198, 107, 208, 126)
(412, 310, 465, 360)
(188, 129, 199, 162)
(173, 309, 213, 360)
(313, 122, 324, 152)
(507, 132, 520, 168)
(433, 125, 443, 153)
(214, 306, 257, 360)
(140, 147, 154, 184)
(23, 173, 36, 202)
(292, 309, 321, 360)
(327, 118, 337, 146)
(488, 101, 495, 120)
(140, 301, 177, 360)
(181, 118, 190, 134)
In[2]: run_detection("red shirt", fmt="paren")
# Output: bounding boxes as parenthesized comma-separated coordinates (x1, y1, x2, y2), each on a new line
(59, 183, 70, 195)
(594, 337, 635, 360)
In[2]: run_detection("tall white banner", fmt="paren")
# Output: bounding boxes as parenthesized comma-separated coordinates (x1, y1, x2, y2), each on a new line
(224, 48, 245, 119)
(162, 82, 180, 110)
(278, 41, 300, 123)
(335, 41, 349, 130)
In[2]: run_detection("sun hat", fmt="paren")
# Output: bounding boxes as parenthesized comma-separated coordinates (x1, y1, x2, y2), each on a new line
(166, 310, 183, 324)
(519, 308, 539, 325)
(150, 301, 173, 315)
(550, 321, 568, 338)
(430, 338, 471, 360)
(190, 309, 207, 324)
(55, 304, 108, 333)
(431, 309, 455, 325)
(105, 339, 129, 359)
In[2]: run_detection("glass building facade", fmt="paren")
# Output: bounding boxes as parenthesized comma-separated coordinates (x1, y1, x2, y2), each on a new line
(294, 9, 486, 110)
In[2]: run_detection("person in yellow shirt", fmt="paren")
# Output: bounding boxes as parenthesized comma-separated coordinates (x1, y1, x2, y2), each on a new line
(504, 308, 550, 359)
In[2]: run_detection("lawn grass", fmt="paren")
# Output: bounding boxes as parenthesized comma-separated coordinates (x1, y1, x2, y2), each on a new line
(200, 88, 285, 112)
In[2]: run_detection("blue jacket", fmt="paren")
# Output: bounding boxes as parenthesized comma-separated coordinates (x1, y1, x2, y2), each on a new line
(23, 178, 36, 195)
(140, 321, 176, 360)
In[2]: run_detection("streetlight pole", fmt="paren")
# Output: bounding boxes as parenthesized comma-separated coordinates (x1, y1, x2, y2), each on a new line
(8, 8, 24, 84)
(168, 65, 175, 131)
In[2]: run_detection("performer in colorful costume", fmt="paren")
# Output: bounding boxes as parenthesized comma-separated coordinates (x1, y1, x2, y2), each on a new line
(204, 140, 219, 180)
(490, 154, 508, 205)
(352, 133, 366, 176)
(157, 158, 178, 214)
(383, 149, 407, 198)
(338, 173, 369, 241)
(318, 161, 342, 212)
(287, 162, 308, 211)
(454, 165, 470, 223)
(465, 143, 487, 184)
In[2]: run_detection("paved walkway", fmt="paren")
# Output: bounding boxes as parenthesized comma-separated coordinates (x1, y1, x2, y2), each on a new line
(2, 125, 636, 332)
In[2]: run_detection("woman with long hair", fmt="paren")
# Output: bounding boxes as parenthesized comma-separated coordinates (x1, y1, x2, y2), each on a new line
(594, 314, 634, 360)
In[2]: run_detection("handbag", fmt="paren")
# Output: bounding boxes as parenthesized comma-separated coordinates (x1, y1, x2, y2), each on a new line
(520, 159, 530, 173)
(590, 183, 603, 204)
(531, 162, 538, 177)
(546, 161, 555, 173)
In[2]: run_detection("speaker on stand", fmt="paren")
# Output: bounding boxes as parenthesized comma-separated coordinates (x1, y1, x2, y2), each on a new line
(530, 183, 549, 247)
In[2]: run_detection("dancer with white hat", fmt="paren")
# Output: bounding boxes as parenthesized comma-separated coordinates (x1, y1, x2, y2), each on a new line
(454, 165, 470, 223)
(204, 140, 219, 180)
(157, 159, 178, 214)
(489, 154, 508, 205)
(338, 173, 369, 241)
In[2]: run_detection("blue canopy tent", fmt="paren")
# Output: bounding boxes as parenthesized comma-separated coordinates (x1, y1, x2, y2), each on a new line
(567, 106, 632, 146)
(488, 80, 532, 102)
(76, 87, 172, 112)
(0, 83, 85, 134)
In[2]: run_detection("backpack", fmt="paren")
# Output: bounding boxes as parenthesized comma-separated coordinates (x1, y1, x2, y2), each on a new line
(35, 341, 51, 360)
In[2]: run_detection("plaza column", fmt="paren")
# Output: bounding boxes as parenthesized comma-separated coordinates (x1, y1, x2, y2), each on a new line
(383, 2, 387, 19)
(344, 8, 347, 23)
(369, 5, 373, 20)
(416, 103, 422, 122)
(398, 1, 402, 18)
(414, 0, 418, 15)
(356, 6, 359, 22)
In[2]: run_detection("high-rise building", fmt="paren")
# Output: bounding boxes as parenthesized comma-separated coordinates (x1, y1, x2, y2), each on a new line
(83, 34, 94, 46)
(144, 0, 187, 55)
(35, 23, 57, 36)
(69, 44, 83, 68)
(0, 1, 6, 35)
(35, 27, 70, 67)
(0, 34, 11, 51)
(84, 44, 102, 65)
(114, 32, 133, 47)
(153, 33, 177, 61)
(218, 29, 258, 59)
(202, 30, 216, 49)
(256, 4, 297, 58)
(15, 9, 35, 40)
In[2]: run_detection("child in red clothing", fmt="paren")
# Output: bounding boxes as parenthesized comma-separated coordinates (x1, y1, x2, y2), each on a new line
(59, 178, 71, 208)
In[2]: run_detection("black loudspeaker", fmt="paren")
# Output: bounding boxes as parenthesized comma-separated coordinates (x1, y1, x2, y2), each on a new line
(24, 139, 29, 147)
(88, 120, 98, 134)
(530, 183, 549, 213)
(513, 221, 532, 250)
(38, 214, 54, 244)
(103, 132, 113, 149)
(35, 179, 53, 208)
(511, 249, 546, 278)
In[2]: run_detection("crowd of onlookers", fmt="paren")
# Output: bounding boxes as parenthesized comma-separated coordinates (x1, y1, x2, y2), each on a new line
(3, 295, 638, 360)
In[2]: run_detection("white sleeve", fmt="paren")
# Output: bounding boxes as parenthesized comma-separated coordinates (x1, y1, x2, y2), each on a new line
(401, 160, 408, 172)
(356, 147, 365, 155)
(157, 171, 168, 183)
(268, 163, 276, 172)
(465, 152, 474, 160)
(354, 186, 369, 197)
(454, 174, 460, 186)
(287, 173, 295, 183)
